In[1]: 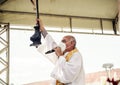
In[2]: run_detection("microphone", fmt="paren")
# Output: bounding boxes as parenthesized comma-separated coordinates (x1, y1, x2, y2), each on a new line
(45, 42, 66, 54)
(45, 49, 55, 54)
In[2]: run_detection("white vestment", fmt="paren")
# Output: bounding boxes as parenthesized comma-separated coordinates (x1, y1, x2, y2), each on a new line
(37, 34, 85, 85)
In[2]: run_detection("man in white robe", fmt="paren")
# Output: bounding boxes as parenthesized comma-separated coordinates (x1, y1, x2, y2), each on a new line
(37, 19, 85, 85)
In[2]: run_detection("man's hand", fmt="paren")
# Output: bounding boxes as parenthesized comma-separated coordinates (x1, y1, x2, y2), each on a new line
(37, 18, 48, 38)
(54, 47, 64, 57)
(37, 19, 45, 32)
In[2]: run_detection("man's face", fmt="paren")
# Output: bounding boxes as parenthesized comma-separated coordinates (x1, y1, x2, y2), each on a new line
(61, 36, 74, 52)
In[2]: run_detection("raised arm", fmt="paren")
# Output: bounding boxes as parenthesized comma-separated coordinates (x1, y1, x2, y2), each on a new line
(38, 19, 48, 38)
(37, 19, 58, 64)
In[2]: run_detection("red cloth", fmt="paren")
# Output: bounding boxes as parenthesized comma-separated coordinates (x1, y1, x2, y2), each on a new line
(107, 78, 120, 85)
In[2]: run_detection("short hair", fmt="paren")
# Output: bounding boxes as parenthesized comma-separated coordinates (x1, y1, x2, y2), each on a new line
(64, 35, 76, 47)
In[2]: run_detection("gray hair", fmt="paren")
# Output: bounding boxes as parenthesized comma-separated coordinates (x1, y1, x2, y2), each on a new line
(64, 35, 76, 47)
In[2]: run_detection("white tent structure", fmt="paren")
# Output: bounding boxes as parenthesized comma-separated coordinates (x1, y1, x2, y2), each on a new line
(0, 0, 119, 34)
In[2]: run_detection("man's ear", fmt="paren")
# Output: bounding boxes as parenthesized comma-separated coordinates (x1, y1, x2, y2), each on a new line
(71, 41, 75, 46)
(71, 41, 74, 45)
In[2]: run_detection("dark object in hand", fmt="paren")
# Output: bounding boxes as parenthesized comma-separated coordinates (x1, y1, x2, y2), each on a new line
(30, 25, 41, 47)
(30, 0, 41, 47)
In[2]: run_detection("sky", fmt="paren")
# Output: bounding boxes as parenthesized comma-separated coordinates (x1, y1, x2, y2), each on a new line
(8, 29, 120, 85)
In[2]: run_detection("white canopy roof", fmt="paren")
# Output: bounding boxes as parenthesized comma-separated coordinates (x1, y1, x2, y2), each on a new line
(0, 0, 118, 34)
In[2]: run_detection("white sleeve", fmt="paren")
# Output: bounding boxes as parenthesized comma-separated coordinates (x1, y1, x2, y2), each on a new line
(44, 34, 57, 50)
(51, 53, 83, 83)
(37, 34, 58, 64)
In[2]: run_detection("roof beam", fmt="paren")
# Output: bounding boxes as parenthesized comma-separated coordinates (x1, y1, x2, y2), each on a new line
(0, 9, 113, 21)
